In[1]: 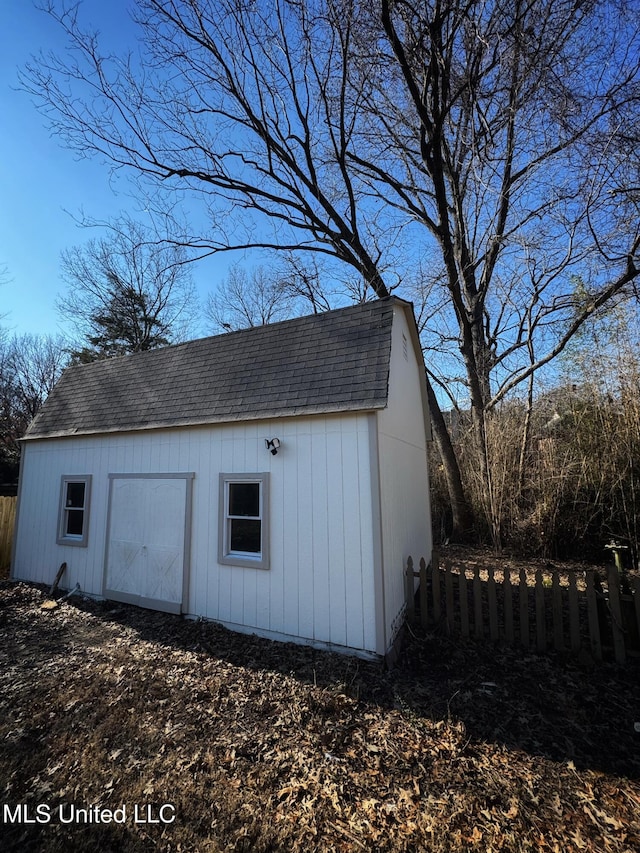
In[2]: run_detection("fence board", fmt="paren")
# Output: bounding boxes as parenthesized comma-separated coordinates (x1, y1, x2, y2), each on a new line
(432, 560, 441, 625)
(519, 569, 529, 650)
(419, 558, 428, 630)
(488, 566, 498, 641)
(0, 496, 17, 571)
(535, 570, 546, 653)
(473, 566, 483, 639)
(459, 569, 469, 638)
(445, 565, 454, 634)
(503, 569, 514, 645)
(607, 566, 626, 665)
(552, 573, 564, 652)
(568, 573, 580, 653)
(585, 572, 602, 661)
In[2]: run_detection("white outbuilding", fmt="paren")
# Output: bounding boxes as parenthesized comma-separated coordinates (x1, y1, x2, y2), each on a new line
(12, 297, 432, 658)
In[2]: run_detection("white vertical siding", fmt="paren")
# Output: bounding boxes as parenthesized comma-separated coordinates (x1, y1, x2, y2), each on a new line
(280, 418, 299, 637)
(13, 411, 378, 652)
(310, 423, 330, 642)
(376, 306, 433, 653)
(296, 431, 314, 640)
(327, 427, 347, 646)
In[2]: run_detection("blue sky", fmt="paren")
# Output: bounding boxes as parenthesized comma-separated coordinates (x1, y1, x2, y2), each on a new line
(0, 0, 228, 340)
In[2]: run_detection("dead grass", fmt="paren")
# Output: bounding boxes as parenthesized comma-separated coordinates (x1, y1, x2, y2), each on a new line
(1, 563, 639, 853)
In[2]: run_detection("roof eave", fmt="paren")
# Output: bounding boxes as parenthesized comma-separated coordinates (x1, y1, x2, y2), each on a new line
(21, 400, 389, 442)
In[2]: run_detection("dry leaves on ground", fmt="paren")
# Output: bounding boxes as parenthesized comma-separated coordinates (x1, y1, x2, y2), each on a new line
(0, 568, 639, 853)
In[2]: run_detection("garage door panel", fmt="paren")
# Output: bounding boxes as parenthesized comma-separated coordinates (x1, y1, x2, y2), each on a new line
(144, 546, 183, 603)
(110, 482, 146, 542)
(104, 475, 192, 613)
(105, 539, 143, 595)
(146, 481, 186, 549)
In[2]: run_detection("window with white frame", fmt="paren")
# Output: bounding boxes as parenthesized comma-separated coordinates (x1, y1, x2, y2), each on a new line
(57, 475, 92, 546)
(218, 473, 269, 569)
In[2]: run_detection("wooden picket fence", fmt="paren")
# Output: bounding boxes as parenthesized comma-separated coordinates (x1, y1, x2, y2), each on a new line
(0, 496, 17, 572)
(405, 553, 640, 665)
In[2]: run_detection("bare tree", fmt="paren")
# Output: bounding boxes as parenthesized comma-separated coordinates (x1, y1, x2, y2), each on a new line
(206, 255, 357, 332)
(5, 334, 68, 420)
(276, 255, 334, 316)
(0, 334, 69, 481)
(349, 0, 640, 539)
(22, 0, 640, 537)
(206, 265, 293, 333)
(58, 216, 198, 360)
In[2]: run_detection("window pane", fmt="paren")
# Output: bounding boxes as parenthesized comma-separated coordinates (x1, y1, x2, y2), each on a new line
(66, 482, 85, 509)
(229, 482, 259, 517)
(66, 509, 84, 536)
(230, 518, 261, 553)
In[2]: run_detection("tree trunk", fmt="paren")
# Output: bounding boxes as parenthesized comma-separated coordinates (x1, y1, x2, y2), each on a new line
(425, 375, 474, 538)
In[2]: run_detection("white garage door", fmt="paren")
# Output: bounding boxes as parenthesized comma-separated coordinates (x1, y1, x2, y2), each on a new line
(104, 474, 194, 614)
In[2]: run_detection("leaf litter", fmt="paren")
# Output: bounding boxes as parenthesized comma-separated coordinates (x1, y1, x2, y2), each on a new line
(0, 575, 639, 852)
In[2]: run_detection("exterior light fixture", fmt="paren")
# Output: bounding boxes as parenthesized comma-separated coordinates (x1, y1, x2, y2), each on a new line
(265, 438, 281, 455)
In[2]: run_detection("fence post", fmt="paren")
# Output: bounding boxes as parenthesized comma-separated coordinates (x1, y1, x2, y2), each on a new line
(405, 556, 415, 622)
(607, 565, 626, 665)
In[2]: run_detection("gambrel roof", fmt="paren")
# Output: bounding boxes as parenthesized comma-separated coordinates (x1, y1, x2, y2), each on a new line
(25, 298, 414, 440)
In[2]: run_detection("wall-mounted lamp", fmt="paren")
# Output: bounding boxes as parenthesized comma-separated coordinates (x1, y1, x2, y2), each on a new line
(265, 437, 281, 455)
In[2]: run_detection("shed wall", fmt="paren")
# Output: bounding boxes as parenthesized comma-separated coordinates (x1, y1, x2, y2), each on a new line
(13, 412, 377, 652)
(376, 306, 433, 652)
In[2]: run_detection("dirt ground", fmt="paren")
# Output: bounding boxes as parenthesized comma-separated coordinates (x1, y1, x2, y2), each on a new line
(1, 549, 639, 852)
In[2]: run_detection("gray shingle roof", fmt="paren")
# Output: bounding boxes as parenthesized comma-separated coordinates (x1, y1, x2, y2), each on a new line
(25, 298, 403, 440)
